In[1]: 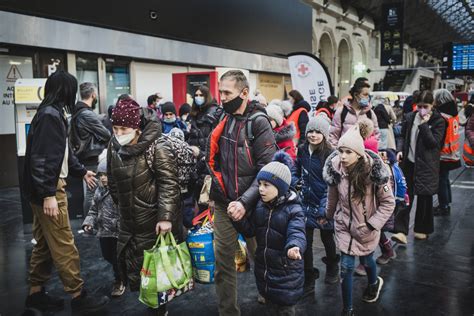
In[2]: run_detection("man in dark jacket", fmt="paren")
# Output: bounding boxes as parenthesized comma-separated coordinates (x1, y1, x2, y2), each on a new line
(70, 82, 111, 216)
(24, 71, 109, 314)
(206, 70, 276, 316)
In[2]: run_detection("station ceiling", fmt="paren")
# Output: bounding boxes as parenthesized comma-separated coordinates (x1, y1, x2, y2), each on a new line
(346, 0, 473, 58)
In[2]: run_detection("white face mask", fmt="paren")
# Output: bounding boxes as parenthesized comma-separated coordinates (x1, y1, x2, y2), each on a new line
(115, 131, 136, 146)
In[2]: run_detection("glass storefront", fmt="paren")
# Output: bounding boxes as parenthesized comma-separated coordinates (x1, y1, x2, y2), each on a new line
(76, 54, 100, 113)
(105, 59, 130, 107)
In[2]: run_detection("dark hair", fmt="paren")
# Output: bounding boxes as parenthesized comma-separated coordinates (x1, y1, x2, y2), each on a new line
(355, 77, 369, 85)
(327, 95, 339, 105)
(289, 90, 304, 103)
(349, 157, 371, 202)
(147, 94, 159, 106)
(191, 85, 213, 116)
(40, 70, 77, 114)
(309, 138, 332, 161)
(349, 80, 371, 100)
(412, 90, 421, 103)
(418, 90, 434, 105)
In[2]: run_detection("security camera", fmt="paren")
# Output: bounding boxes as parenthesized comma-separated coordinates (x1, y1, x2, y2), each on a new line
(149, 10, 158, 20)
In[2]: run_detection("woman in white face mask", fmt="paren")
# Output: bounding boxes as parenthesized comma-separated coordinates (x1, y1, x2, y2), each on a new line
(108, 96, 181, 315)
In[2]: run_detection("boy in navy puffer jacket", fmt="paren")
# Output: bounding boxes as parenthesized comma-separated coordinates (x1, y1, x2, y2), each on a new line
(235, 151, 306, 315)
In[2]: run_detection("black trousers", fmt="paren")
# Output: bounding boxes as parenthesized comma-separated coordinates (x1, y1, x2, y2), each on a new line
(304, 227, 337, 272)
(99, 237, 121, 282)
(394, 161, 434, 235)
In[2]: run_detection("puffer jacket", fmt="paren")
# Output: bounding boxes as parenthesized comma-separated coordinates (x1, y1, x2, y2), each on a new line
(397, 110, 446, 195)
(234, 191, 306, 306)
(107, 117, 181, 291)
(273, 119, 296, 160)
(467, 112, 474, 146)
(206, 101, 276, 211)
(82, 185, 119, 238)
(294, 143, 334, 230)
(329, 100, 380, 148)
(323, 150, 395, 256)
(69, 101, 111, 164)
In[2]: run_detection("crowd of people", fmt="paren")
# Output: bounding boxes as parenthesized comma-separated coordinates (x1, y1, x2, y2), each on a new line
(22, 69, 474, 316)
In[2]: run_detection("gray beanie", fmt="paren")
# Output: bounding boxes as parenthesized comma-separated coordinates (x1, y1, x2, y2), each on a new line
(266, 104, 284, 127)
(305, 116, 330, 140)
(256, 151, 293, 196)
(97, 157, 107, 173)
(169, 127, 185, 141)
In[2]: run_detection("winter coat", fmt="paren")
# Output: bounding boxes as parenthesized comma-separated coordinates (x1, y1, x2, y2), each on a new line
(161, 118, 188, 135)
(69, 102, 111, 164)
(24, 103, 87, 206)
(82, 185, 119, 238)
(187, 103, 220, 152)
(323, 150, 395, 256)
(107, 116, 181, 291)
(234, 191, 306, 306)
(207, 101, 276, 211)
(467, 112, 474, 147)
(397, 110, 446, 195)
(294, 143, 334, 230)
(374, 103, 391, 129)
(273, 119, 296, 160)
(291, 100, 311, 145)
(329, 100, 380, 148)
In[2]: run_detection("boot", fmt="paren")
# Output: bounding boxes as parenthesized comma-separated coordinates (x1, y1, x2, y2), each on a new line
(25, 287, 64, 312)
(303, 267, 319, 295)
(376, 239, 396, 265)
(70, 289, 109, 314)
(322, 255, 340, 284)
(433, 205, 451, 216)
(341, 309, 355, 316)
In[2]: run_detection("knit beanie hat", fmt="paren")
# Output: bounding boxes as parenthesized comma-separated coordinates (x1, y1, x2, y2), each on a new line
(337, 125, 366, 157)
(161, 102, 177, 115)
(169, 127, 185, 141)
(179, 103, 191, 117)
(97, 157, 107, 173)
(306, 116, 330, 139)
(280, 100, 293, 118)
(358, 117, 374, 140)
(111, 97, 141, 129)
(257, 151, 293, 196)
(265, 104, 284, 127)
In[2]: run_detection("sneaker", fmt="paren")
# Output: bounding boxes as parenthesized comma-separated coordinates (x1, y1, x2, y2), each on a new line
(414, 232, 428, 240)
(354, 264, 367, 276)
(257, 293, 266, 304)
(376, 249, 397, 265)
(341, 308, 355, 316)
(433, 205, 450, 216)
(362, 276, 384, 303)
(25, 287, 64, 312)
(111, 281, 126, 297)
(391, 232, 407, 244)
(70, 289, 109, 313)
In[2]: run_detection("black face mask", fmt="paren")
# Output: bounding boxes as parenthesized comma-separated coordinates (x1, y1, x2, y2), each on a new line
(91, 97, 98, 110)
(222, 94, 244, 114)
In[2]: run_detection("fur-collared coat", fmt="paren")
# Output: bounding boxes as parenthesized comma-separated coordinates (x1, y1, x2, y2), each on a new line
(323, 150, 395, 256)
(273, 119, 296, 160)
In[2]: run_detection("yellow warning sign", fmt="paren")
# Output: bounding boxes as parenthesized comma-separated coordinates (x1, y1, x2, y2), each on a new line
(7, 65, 22, 82)
(14, 79, 47, 104)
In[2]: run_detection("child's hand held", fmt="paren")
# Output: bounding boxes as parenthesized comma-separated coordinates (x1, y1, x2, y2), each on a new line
(287, 247, 301, 260)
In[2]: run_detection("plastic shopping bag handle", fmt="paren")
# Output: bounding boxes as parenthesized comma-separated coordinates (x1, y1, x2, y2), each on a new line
(158, 232, 192, 289)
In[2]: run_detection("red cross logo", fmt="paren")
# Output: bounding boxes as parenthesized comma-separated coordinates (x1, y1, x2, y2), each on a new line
(296, 62, 310, 77)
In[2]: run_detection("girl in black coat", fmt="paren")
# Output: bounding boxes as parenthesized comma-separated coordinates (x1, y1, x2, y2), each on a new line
(393, 91, 446, 243)
(235, 152, 306, 315)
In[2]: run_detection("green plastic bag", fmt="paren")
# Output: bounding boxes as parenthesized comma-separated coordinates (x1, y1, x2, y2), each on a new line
(139, 232, 193, 308)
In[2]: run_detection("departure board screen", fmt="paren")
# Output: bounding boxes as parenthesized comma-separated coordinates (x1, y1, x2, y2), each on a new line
(451, 43, 474, 73)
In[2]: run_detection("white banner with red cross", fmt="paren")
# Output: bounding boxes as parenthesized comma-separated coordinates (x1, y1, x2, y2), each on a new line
(287, 52, 334, 112)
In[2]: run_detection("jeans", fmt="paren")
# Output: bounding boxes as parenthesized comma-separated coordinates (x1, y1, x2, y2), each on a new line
(304, 228, 337, 273)
(437, 168, 452, 208)
(340, 252, 377, 310)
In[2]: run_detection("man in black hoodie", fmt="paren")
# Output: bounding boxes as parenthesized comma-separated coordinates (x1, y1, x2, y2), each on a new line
(24, 71, 109, 313)
(69, 82, 111, 216)
(207, 70, 276, 316)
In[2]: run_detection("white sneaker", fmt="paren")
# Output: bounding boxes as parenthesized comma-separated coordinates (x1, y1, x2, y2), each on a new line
(391, 232, 407, 244)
